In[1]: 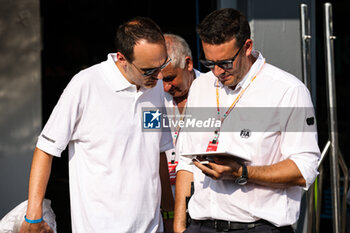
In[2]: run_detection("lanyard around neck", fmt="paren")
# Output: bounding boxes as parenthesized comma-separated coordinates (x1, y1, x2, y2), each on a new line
(213, 62, 265, 142)
(170, 101, 186, 163)
(172, 100, 187, 145)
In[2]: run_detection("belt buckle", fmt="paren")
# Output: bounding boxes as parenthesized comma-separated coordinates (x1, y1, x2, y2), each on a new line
(247, 223, 256, 229)
(214, 220, 230, 232)
(225, 221, 231, 232)
(214, 221, 219, 232)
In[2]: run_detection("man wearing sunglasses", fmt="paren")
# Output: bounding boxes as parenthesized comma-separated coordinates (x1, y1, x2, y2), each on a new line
(174, 8, 320, 233)
(20, 17, 174, 233)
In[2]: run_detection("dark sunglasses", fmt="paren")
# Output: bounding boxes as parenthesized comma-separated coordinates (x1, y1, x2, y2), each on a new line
(200, 43, 244, 70)
(131, 58, 172, 77)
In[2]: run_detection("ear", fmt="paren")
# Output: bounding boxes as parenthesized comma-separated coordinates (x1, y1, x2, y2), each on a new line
(244, 39, 253, 56)
(116, 52, 128, 66)
(185, 56, 193, 72)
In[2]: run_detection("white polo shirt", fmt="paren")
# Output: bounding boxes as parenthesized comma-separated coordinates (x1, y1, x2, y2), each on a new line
(37, 54, 173, 233)
(176, 51, 320, 227)
(164, 69, 202, 190)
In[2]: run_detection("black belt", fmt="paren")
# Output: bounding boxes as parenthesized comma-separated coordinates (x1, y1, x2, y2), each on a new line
(195, 219, 269, 232)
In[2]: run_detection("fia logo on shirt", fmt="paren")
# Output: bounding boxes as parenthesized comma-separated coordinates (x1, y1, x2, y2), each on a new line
(240, 129, 251, 138)
(143, 109, 162, 129)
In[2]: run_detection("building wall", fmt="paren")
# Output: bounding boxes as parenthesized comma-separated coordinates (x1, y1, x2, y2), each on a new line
(218, 0, 317, 100)
(0, 0, 41, 217)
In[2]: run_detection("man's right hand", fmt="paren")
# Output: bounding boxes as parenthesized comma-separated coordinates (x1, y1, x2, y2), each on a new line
(21, 148, 54, 233)
(19, 220, 54, 233)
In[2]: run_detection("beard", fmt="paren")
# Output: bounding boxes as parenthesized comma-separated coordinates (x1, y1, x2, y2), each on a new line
(217, 69, 243, 88)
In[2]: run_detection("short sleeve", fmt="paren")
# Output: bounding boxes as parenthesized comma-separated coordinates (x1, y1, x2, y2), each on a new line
(159, 83, 174, 153)
(173, 81, 199, 173)
(36, 75, 84, 157)
(159, 128, 174, 153)
(175, 131, 194, 173)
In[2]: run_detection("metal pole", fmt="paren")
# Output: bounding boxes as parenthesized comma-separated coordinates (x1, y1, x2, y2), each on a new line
(318, 140, 331, 168)
(300, 5, 314, 233)
(300, 3, 312, 90)
(316, 165, 324, 233)
(316, 141, 330, 233)
(323, 3, 341, 233)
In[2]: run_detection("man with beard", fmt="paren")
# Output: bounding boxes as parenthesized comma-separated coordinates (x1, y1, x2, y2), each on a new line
(174, 8, 320, 233)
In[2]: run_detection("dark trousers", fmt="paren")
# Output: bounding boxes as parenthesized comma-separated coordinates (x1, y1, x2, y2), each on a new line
(183, 220, 294, 233)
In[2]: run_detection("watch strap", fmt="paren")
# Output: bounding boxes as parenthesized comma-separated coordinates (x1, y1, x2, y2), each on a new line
(235, 164, 248, 185)
(241, 164, 248, 179)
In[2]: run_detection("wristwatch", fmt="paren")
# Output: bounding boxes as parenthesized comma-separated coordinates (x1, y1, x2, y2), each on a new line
(235, 164, 248, 185)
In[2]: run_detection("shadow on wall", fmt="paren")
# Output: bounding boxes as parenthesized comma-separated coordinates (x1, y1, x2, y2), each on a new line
(0, 0, 42, 218)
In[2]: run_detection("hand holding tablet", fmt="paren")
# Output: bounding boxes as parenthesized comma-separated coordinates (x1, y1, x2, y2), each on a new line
(182, 150, 251, 164)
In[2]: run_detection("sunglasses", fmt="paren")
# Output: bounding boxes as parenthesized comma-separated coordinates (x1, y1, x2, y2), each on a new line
(200, 43, 244, 70)
(131, 58, 172, 77)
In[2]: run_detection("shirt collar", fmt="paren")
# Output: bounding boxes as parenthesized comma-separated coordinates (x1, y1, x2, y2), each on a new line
(102, 53, 135, 92)
(213, 50, 265, 91)
(193, 68, 201, 79)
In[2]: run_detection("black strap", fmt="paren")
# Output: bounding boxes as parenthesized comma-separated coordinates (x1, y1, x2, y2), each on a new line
(197, 219, 268, 231)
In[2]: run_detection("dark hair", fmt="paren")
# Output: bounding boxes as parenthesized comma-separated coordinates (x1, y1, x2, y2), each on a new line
(115, 16, 164, 62)
(197, 8, 250, 47)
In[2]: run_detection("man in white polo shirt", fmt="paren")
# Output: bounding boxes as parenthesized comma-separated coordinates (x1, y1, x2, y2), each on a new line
(160, 34, 202, 229)
(20, 17, 173, 233)
(174, 8, 320, 233)
(162, 34, 201, 191)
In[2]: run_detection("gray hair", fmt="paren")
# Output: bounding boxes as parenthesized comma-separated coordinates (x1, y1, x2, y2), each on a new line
(164, 33, 193, 69)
